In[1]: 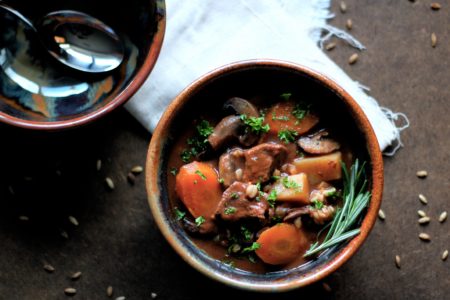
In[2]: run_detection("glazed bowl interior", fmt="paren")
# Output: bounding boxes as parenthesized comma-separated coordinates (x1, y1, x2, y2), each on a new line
(0, 0, 164, 129)
(146, 60, 383, 292)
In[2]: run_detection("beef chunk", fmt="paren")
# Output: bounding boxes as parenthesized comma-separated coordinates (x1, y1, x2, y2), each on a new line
(218, 143, 287, 187)
(215, 182, 268, 222)
(218, 148, 245, 187)
(243, 143, 287, 183)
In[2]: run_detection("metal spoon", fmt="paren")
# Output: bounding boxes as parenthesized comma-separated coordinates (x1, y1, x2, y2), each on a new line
(0, 3, 124, 73)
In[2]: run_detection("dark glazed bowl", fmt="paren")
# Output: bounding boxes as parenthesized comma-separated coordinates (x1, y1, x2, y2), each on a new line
(0, 0, 165, 130)
(146, 60, 383, 292)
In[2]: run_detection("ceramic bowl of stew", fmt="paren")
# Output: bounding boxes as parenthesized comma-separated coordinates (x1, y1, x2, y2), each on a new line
(0, 0, 165, 130)
(146, 60, 383, 292)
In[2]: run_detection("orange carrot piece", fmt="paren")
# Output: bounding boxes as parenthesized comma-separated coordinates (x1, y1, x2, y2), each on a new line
(264, 101, 319, 135)
(175, 161, 222, 219)
(255, 223, 307, 265)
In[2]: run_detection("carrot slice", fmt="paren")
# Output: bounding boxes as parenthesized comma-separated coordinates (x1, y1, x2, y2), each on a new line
(175, 161, 222, 219)
(264, 101, 319, 135)
(255, 223, 307, 265)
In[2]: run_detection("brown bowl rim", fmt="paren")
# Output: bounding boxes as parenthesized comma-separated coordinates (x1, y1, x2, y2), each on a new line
(0, 0, 166, 130)
(146, 59, 383, 292)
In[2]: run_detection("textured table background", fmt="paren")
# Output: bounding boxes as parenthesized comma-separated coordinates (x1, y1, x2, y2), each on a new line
(0, 0, 449, 299)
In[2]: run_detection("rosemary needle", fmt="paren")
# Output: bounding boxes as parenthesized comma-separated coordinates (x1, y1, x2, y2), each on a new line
(304, 160, 371, 257)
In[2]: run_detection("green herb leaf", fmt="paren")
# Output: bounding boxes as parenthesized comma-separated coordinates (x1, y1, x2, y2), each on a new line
(222, 259, 236, 268)
(230, 192, 239, 199)
(312, 199, 324, 210)
(195, 169, 207, 180)
(241, 226, 253, 242)
(224, 207, 237, 215)
(195, 216, 206, 227)
(248, 254, 257, 263)
(242, 242, 261, 253)
(174, 208, 186, 221)
(180, 120, 214, 163)
(181, 150, 192, 163)
(196, 120, 214, 138)
(240, 115, 270, 134)
(218, 178, 225, 184)
(304, 160, 371, 257)
(271, 111, 289, 121)
(267, 190, 277, 208)
(292, 102, 311, 120)
(278, 129, 298, 143)
(280, 92, 292, 101)
(271, 216, 283, 223)
(324, 187, 337, 197)
(282, 177, 301, 189)
(170, 167, 178, 176)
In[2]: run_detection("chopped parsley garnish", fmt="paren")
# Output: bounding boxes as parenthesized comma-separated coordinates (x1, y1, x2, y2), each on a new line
(224, 207, 237, 215)
(271, 175, 280, 181)
(195, 169, 207, 180)
(248, 254, 257, 263)
(282, 177, 302, 190)
(174, 208, 186, 221)
(325, 187, 337, 197)
(241, 226, 253, 242)
(242, 242, 261, 253)
(292, 101, 311, 120)
(280, 92, 292, 101)
(180, 120, 214, 163)
(196, 120, 214, 137)
(230, 192, 239, 199)
(278, 129, 298, 143)
(312, 199, 324, 210)
(271, 215, 283, 223)
(181, 150, 192, 163)
(240, 114, 270, 134)
(170, 167, 178, 176)
(222, 259, 236, 268)
(271, 111, 289, 121)
(267, 190, 277, 208)
(218, 178, 225, 184)
(195, 216, 206, 227)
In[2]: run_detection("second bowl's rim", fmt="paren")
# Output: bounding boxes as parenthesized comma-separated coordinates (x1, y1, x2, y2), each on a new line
(146, 59, 384, 292)
(0, 0, 166, 130)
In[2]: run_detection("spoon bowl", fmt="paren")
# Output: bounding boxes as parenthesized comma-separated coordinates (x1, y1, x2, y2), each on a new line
(0, 0, 165, 129)
(0, 3, 124, 73)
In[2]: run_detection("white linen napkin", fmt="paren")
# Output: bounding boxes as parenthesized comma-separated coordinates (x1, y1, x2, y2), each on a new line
(125, 0, 408, 154)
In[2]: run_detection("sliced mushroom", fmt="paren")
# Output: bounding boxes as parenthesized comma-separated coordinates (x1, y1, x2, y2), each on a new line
(298, 130, 340, 154)
(224, 97, 260, 118)
(208, 98, 262, 150)
(208, 115, 242, 150)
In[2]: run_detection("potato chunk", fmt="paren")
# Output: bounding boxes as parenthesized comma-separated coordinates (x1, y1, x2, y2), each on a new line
(292, 152, 342, 184)
(271, 173, 310, 204)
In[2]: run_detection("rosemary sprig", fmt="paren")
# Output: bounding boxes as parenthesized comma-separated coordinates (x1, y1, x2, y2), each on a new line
(304, 159, 371, 257)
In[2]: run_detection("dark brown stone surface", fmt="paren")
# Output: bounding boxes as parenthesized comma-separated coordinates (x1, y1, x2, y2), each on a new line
(0, 0, 449, 299)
